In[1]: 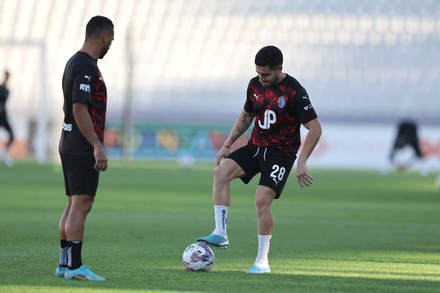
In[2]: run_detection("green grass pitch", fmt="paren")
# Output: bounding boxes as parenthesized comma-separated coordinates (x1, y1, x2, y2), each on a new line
(0, 161, 439, 292)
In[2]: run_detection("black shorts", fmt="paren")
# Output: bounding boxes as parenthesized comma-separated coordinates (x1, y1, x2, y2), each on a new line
(60, 153, 100, 196)
(227, 144, 296, 199)
(0, 115, 13, 135)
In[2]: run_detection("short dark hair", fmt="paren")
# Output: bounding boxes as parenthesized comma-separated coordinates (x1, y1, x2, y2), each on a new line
(86, 16, 114, 39)
(254, 46, 283, 69)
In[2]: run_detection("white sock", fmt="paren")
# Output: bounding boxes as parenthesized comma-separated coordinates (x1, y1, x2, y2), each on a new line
(212, 205, 229, 237)
(59, 247, 68, 266)
(255, 234, 271, 267)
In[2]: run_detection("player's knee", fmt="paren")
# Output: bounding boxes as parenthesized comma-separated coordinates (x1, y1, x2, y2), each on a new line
(214, 164, 230, 183)
(255, 197, 270, 212)
(84, 200, 94, 213)
(255, 191, 275, 212)
(75, 196, 94, 214)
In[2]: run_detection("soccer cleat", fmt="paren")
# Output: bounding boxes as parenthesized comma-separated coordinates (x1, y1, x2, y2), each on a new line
(55, 266, 66, 278)
(246, 264, 270, 274)
(197, 234, 229, 248)
(64, 265, 106, 281)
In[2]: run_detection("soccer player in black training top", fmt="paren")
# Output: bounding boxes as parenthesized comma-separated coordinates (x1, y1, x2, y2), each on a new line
(56, 16, 114, 281)
(198, 46, 322, 273)
(0, 70, 14, 166)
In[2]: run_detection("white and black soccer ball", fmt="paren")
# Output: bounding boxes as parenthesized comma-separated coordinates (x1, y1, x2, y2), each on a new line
(182, 242, 215, 272)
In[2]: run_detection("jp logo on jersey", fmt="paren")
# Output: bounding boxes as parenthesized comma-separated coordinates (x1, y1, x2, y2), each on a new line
(258, 110, 277, 130)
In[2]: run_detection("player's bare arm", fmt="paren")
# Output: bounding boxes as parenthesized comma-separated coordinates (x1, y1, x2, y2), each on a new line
(72, 103, 108, 172)
(216, 110, 255, 165)
(296, 118, 322, 187)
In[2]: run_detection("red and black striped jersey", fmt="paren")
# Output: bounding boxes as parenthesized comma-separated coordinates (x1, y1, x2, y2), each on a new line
(244, 74, 317, 156)
(59, 51, 107, 156)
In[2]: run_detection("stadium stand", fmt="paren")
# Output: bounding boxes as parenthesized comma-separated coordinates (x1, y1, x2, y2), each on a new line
(0, 0, 439, 157)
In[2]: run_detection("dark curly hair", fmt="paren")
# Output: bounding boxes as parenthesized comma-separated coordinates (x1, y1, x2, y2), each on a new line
(86, 16, 114, 39)
(254, 46, 283, 69)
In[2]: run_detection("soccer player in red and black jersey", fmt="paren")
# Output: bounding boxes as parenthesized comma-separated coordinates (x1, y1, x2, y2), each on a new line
(56, 16, 114, 281)
(198, 46, 322, 273)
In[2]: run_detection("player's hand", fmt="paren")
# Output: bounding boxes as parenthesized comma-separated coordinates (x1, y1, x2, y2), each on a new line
(215, 146, 230, 166)
(93, 146, 108, 172)
(296, 162, 313, 188)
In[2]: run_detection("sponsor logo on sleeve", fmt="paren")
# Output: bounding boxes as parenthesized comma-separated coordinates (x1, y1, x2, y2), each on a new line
(79, 83, 91, 93)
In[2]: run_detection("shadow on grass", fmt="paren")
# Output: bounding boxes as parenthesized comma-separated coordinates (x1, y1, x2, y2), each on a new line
(1, 268, 440, 293)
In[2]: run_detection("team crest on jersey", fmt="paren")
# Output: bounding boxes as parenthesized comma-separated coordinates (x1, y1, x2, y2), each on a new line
(277, 96, 286, 109)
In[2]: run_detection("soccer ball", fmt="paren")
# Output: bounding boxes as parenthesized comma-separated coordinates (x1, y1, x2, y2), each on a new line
(182, 242, 215, 272)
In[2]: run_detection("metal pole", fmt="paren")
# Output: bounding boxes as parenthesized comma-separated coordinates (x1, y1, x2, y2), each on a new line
(122, 26, 134, 161)
(35, 40, 48, 163)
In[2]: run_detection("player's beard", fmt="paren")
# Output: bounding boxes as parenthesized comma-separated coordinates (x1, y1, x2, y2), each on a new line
(99, 46, 110, 59)
(262, 73, 284, 87)
(262, 78, 276, 87)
